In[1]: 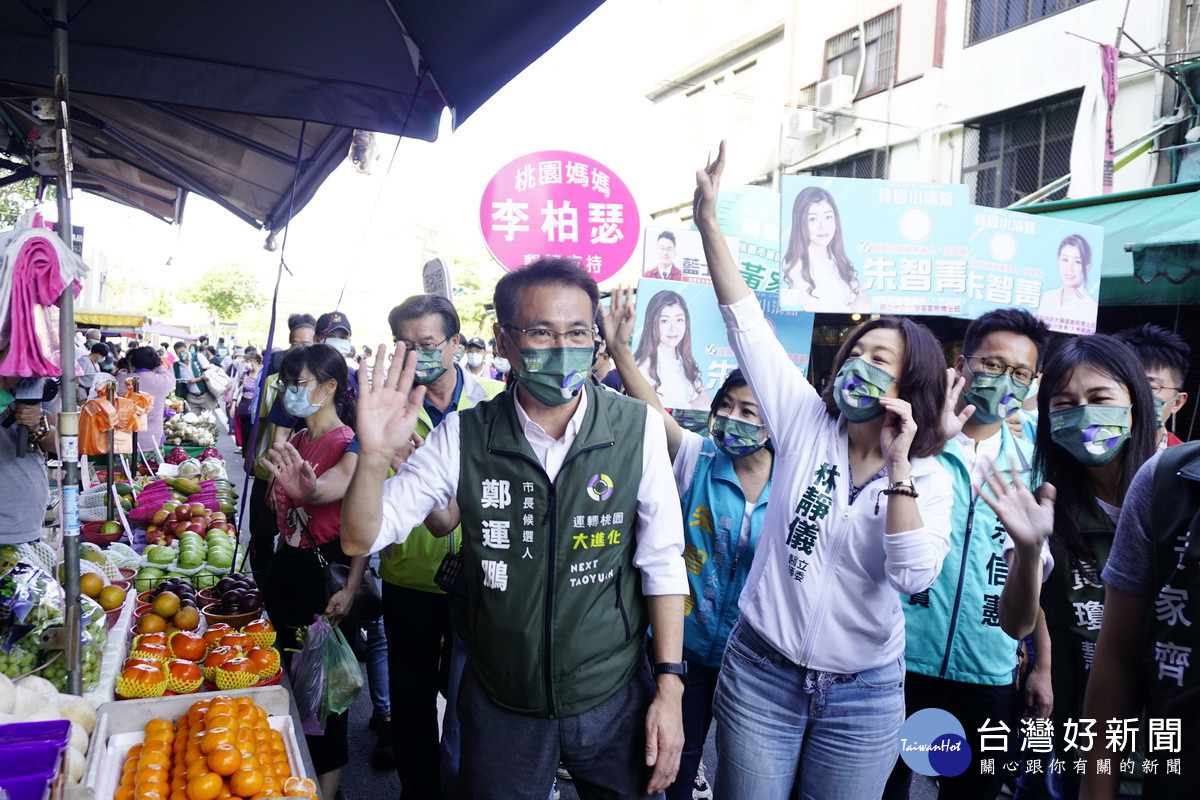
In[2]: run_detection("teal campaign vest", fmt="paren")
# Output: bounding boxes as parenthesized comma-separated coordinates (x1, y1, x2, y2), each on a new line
(679, 438, 770, 667)
(457, 382, 648, 718)
(1145, 442, 1200, 799)
(903, 426, 1033, 685)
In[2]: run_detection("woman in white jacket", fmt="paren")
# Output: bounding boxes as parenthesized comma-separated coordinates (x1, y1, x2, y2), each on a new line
(695, 143, 958, 799)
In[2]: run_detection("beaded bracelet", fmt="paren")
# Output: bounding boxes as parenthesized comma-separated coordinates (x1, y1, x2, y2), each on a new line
(874, 480, 919, 515)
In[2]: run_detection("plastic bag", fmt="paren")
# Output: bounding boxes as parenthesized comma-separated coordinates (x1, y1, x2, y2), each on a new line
(289, 617, 332, 736)
(319, 625, 363, 725)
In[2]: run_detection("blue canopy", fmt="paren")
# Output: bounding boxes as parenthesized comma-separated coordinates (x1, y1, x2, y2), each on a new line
(0, 0, 605, 230)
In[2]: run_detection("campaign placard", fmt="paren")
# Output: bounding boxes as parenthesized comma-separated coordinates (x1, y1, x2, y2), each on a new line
(479, 150, 639, 282)
(777, 176, 1103, 334)
(629, 277, 813, 413)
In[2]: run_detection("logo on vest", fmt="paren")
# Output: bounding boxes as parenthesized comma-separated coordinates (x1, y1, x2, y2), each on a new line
(586, 473, 614, 501)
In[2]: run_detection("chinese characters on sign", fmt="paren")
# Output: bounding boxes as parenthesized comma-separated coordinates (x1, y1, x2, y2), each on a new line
(480, 150, 640, 283)
(973, 717, 1183, 778)
(778, 176, 1103, 334)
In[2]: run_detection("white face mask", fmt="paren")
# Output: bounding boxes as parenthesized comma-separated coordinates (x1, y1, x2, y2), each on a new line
(324, 337, 355, 358)
(466, 353, 484, 367)
(492, 357, 510, 374)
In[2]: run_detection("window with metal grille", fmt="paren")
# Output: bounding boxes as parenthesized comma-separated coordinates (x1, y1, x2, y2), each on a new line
(962, 92, 1080, 207)
(968, 0, 1097, 45)
(810, 148, 888, 179)
(825, 10, 897, 94)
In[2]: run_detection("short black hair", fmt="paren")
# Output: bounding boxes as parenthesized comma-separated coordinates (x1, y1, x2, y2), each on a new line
(198, 334, 209, 342)
(1114, 323, 1191, 384)
(218, 337, 225, 344)
(128, 346, 160, 371)
(962, 308, 1052, 368)
(493, 257, 598, 327)
(388, 295, 461, 341)
(287, 313, 317, 333)
(657, 230, 676, 245)
(90, 342, 110, 356)
(173, 341, 187, 351)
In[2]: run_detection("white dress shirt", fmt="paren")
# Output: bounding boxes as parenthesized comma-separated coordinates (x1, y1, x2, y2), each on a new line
(371, 387, 688, 596)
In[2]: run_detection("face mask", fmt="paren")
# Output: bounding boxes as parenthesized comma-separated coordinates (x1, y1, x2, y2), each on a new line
(324, 338, 354, 358)
(283, 383, 325, 418)
(1049, 404, 1131, 466)
(670, 407, 709, 434)
(414, 348, 447, 385)
(833, 358, 895, 422)
(710, 413, 767, 457)
(492, 357, 510, 374)
(0, 387, 13, 412)
(964, 369, 1030, 424)
(514, 346, 592, 406)
(1153, 393, 1179, 430)
(466, 353, 484, 367)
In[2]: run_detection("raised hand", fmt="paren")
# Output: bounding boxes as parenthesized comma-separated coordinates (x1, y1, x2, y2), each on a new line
(941, 367, 976, 441)
(976, 455, 1055, 551)
(878, 396, 917, 472)
(601, 286, 637, 352)
(262, 441, 318, 503)
(692, 141, 726, 226)
(355, 343, 426, 460)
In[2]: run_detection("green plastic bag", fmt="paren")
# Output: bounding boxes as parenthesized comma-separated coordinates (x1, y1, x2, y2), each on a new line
(319, 624, 363, 725)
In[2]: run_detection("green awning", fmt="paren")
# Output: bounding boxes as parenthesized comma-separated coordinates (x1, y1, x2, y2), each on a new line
(1018, 181, 1200, 305)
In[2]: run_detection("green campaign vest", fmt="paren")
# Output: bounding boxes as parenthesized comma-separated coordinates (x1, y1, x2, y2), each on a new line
(457, 382, 647, 718)
(1145, 442, 1200, 798)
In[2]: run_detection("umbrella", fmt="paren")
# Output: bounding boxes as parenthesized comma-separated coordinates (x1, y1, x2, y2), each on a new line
(0, 0, 606, 231)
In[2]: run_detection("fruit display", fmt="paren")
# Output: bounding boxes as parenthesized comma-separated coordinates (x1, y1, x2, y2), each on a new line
(0, 557, 108, 691)
(206, 575, 264, 617)
(118, 622, 281, 699)
(110, 700, 303, 800)
(0, 672, 99, 783)
(163, 410, 220, 447)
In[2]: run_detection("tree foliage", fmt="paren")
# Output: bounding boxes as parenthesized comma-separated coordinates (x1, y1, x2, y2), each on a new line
(0, 171, 45, 228)
(449, 255, 506, 339)
(190, 263, 264, 321)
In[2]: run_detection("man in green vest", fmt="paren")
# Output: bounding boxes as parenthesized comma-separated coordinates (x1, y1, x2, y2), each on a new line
(344, 258, 688, 799)
(376, 293, 504, 799)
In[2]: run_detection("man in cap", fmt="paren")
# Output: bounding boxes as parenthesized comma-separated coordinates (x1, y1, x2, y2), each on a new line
(461, 337, 497, 380)
(315, 311, 360, 373)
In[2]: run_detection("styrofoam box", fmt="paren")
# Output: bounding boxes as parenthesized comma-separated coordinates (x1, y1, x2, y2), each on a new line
(84, 686, 306, 800)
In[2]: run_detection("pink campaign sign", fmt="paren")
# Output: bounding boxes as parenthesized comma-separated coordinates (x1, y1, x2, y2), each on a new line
(479, 150, 639, 283)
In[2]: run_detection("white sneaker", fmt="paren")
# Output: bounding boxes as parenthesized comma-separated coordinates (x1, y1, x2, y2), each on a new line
(692, 761, 713, 800)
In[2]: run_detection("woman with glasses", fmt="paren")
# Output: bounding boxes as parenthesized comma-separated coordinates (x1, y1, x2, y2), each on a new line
(260, 343, 367, 800)
(982, 334, 1158, 800)
(695, 143, 956, 799)
(632, 288, 712, 412)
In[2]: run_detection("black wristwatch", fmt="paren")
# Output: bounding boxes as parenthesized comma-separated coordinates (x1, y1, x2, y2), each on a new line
(653, 661, 688, 682)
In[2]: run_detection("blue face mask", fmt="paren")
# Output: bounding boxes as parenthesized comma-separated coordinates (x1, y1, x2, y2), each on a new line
(324, 338, 355, 358)
(282, 384, 324, 418)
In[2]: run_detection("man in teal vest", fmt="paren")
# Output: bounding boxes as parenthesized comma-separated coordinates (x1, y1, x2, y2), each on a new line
(379, 294, 505, 799)
(884, 308, 1055, 800)
(344, 258, 688, 799)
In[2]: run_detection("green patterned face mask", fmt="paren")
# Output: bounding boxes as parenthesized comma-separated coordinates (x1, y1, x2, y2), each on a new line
(1049, 404, 1131, 466)
(833, 358, 895, 422)
(413, 348, 447, 385)
(514, 346, 592, 406)
(964, 371, 1029, 424)
(710, 414, 767, 457)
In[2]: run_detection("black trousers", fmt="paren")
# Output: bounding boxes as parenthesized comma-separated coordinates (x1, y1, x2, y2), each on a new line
(248, 476, 277, 580)
(383, 582, 452, 800)
(882, 671, 1018, 800)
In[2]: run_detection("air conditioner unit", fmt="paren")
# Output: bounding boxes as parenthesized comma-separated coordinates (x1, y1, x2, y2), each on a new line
(784, 108, 822, 140)
(816, 74, 855, 111)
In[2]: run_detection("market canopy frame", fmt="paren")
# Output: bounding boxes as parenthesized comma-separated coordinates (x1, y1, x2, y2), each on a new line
(0, 0, 606, 231)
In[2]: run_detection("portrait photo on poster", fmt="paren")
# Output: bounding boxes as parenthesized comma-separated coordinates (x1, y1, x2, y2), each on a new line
(631, 278, 814, 414)
(641, 226, 740, 285)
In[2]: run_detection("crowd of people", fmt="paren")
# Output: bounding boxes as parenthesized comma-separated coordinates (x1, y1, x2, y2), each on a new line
(37, 148, 1197, 800)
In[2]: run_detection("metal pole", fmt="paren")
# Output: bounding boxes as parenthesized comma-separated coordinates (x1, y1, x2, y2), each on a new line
(52, 0, 83, 695)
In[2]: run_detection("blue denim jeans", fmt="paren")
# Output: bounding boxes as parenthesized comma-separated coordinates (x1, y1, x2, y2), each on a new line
(712, 620, 906, 800)
(346, 614, 390, 719)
